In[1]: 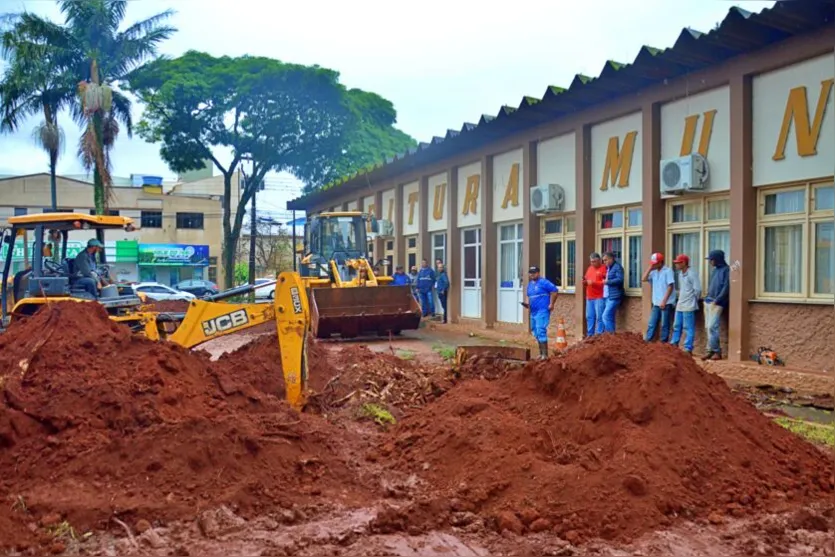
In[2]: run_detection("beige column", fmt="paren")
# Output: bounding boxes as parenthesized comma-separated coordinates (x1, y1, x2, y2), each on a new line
(728, 74, 754, 362)
(574, 126, 593, 339)
(394, 184, 405, 268)
(373, 190, 384, 270)
(641, 101, 663, 331)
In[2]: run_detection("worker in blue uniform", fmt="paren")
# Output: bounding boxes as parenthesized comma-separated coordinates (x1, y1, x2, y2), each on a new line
(525, 265, 558, 359)
(416, 258, 436, 317)
(391, 265, 411, 286)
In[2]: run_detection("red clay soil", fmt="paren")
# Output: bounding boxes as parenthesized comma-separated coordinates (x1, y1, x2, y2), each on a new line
(374, 333, 834, 543)
(145, 299, 190, 312)
(0, 302, 370, 552)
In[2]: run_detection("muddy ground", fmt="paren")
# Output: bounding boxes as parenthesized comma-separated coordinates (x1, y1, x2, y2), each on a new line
(2, 312, 833, 557)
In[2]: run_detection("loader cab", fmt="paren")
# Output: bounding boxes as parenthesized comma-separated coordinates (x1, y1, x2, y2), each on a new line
(1, 213, 144, 325)
(301, 212, 378, 279)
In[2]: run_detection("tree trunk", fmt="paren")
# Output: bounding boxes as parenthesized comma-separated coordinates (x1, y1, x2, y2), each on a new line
(49, 155, 58, 211)
(92, 112, 105, 215)
(221, 171, 235, 289)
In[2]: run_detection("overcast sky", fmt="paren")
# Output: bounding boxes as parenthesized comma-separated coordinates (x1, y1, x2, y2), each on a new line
(0, 0, 776, 217)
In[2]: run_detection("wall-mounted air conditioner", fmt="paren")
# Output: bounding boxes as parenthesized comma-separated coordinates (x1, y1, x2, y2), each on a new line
(530, 183, 565, 213)
(660, 153, 709, 195)
(377, 219, 394, 238)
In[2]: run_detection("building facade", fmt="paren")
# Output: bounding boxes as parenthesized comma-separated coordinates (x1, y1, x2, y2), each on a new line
(0, 173, 225, 286)
(289, 2, 835, 370)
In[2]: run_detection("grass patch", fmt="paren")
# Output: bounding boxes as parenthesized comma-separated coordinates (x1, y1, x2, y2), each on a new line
(395, 349, 415, 360)
(774, 416, 835, 447)
(359, 403, 396, 427)
(432, 344, 457, 361)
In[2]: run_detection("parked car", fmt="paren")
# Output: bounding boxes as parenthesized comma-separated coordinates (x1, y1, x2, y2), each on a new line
(254, 278, 276, 300)
(131, 282, 196, 302)
(176, 279, 219, 298)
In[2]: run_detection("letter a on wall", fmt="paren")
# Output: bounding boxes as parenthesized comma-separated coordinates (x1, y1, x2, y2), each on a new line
(500, 163, 520, 209)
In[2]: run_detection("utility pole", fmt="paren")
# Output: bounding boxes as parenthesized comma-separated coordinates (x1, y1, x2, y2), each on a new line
(249, 181, 257, 287)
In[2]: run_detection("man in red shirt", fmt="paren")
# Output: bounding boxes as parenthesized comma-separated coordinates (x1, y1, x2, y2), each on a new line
(582, 252, 607, 336)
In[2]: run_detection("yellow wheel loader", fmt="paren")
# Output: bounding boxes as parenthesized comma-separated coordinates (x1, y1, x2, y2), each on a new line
(298, 211, 421, 339)
(0, 213, 311, 410)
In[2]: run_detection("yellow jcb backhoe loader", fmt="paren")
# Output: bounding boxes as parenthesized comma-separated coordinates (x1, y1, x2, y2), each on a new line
(297, 211, 421, 339)
(0, 213, 311, 410)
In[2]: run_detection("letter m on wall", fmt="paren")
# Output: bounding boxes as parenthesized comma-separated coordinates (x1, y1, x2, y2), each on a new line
(773, 78, 835, 161)
(600, 131, 638, 191)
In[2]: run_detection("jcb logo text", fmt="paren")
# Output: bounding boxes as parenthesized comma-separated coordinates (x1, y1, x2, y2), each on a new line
(202, 309, 249, 337)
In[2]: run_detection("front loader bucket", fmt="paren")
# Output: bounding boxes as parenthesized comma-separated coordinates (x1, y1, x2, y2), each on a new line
(309, 285, 421, 339)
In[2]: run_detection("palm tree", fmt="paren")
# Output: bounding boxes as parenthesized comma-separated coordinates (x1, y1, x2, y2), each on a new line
(3, 1, 176, 214)
(0, 19, 75, 210)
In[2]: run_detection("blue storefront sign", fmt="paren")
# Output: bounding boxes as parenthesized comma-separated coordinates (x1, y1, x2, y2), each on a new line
(138, 244, 209, 267)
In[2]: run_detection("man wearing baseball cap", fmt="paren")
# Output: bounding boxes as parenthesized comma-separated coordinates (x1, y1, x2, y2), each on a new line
(703, 249, 730, 360)
(641, 252, 676, 342)
(669, 254, 701, 355)
(72, 238, 104, 298)
(525, 265, 558, 359)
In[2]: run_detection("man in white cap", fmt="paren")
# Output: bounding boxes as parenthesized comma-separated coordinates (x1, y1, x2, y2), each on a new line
(641, 252, 676, 342)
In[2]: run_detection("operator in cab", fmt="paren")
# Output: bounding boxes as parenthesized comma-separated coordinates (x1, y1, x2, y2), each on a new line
(525, 265, 558, 360)
(73, 239, 105, 297)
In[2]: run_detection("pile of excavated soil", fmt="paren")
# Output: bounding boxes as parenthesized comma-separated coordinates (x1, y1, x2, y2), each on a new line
(0, 302, 371, 552)
(374, 333, 833, 543)
(212, 333, 336, 399)
(308, 345, 450, 416)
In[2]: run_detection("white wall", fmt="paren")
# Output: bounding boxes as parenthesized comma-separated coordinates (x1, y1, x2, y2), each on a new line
(457, 161, 482, 228)
(660, 86, 731, 193)
(492, 149, 524, 223)
(427, 172, 448, 232)
(363, 195, 375, 216)
(752, 54, 835, 187)
(346, 200, 358, 211)
(401, 181, 420, 235)
(591, 111, 643, 209)
(536, 132, 577, 212)
(381, 189, 396, 228)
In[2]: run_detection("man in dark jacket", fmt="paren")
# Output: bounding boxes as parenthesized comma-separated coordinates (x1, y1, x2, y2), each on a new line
(73, 238, 103, 297)
(416, 259, 436, 317)
(601, 251, 624, 333)
(702, 249, 730, 361)
(435, 262, 450, 323)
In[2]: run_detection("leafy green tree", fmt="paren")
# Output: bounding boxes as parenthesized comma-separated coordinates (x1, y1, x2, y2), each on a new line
(2, 1, 175, 214)
(127, 50, 415, 288)
(0, 18, 75, 209)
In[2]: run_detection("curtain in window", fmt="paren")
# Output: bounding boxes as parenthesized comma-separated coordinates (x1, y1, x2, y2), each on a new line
(764, 224, 803, 293)
(814, 222, 834, 295)
(765, 190, 805, 215)
(567, 240, 576, 287)
(673, 232, 701, 284)
(627, 236, 641, 289)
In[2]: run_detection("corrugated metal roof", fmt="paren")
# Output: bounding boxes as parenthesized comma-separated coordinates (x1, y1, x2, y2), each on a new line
(288, 0, 835, 210)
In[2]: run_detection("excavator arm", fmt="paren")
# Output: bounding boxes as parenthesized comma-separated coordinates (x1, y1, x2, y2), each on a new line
(142, 272, 311, 410)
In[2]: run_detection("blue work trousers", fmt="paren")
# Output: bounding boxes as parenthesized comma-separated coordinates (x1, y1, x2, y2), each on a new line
(602, 297, 621, 333)
(529, 310, 551, 343)
(670, 310, 696, 353)
(645, 304, 674, 342)
(585, 298, 605, 337)
(418, 290, 435, 317)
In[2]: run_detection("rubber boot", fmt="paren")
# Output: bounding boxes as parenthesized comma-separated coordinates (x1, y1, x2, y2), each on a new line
(538, 342, 549, 360)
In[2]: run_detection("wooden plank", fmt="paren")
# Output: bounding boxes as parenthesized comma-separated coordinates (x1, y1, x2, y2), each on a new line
(455, 345, 530, 364)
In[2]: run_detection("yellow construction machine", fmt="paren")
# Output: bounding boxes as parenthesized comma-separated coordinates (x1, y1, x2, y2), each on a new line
(297, 211, 421, 338)
(0, 213, 311, 410)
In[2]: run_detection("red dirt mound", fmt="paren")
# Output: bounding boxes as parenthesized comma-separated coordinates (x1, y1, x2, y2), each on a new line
(0, 302, 370, 552)
(212, 334, 336, 399)
(376, 333, 833, 543)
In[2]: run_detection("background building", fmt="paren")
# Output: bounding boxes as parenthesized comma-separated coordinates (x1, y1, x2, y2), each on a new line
(289, 2, 835, 369)
(0, 172, 225, 285)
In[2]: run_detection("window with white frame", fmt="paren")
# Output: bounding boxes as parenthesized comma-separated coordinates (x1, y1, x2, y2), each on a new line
(666, 195, 731, 290)
(540, 214, 576, 291)
(597, 206, 642, 294)
(757, 181, 834, 300)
